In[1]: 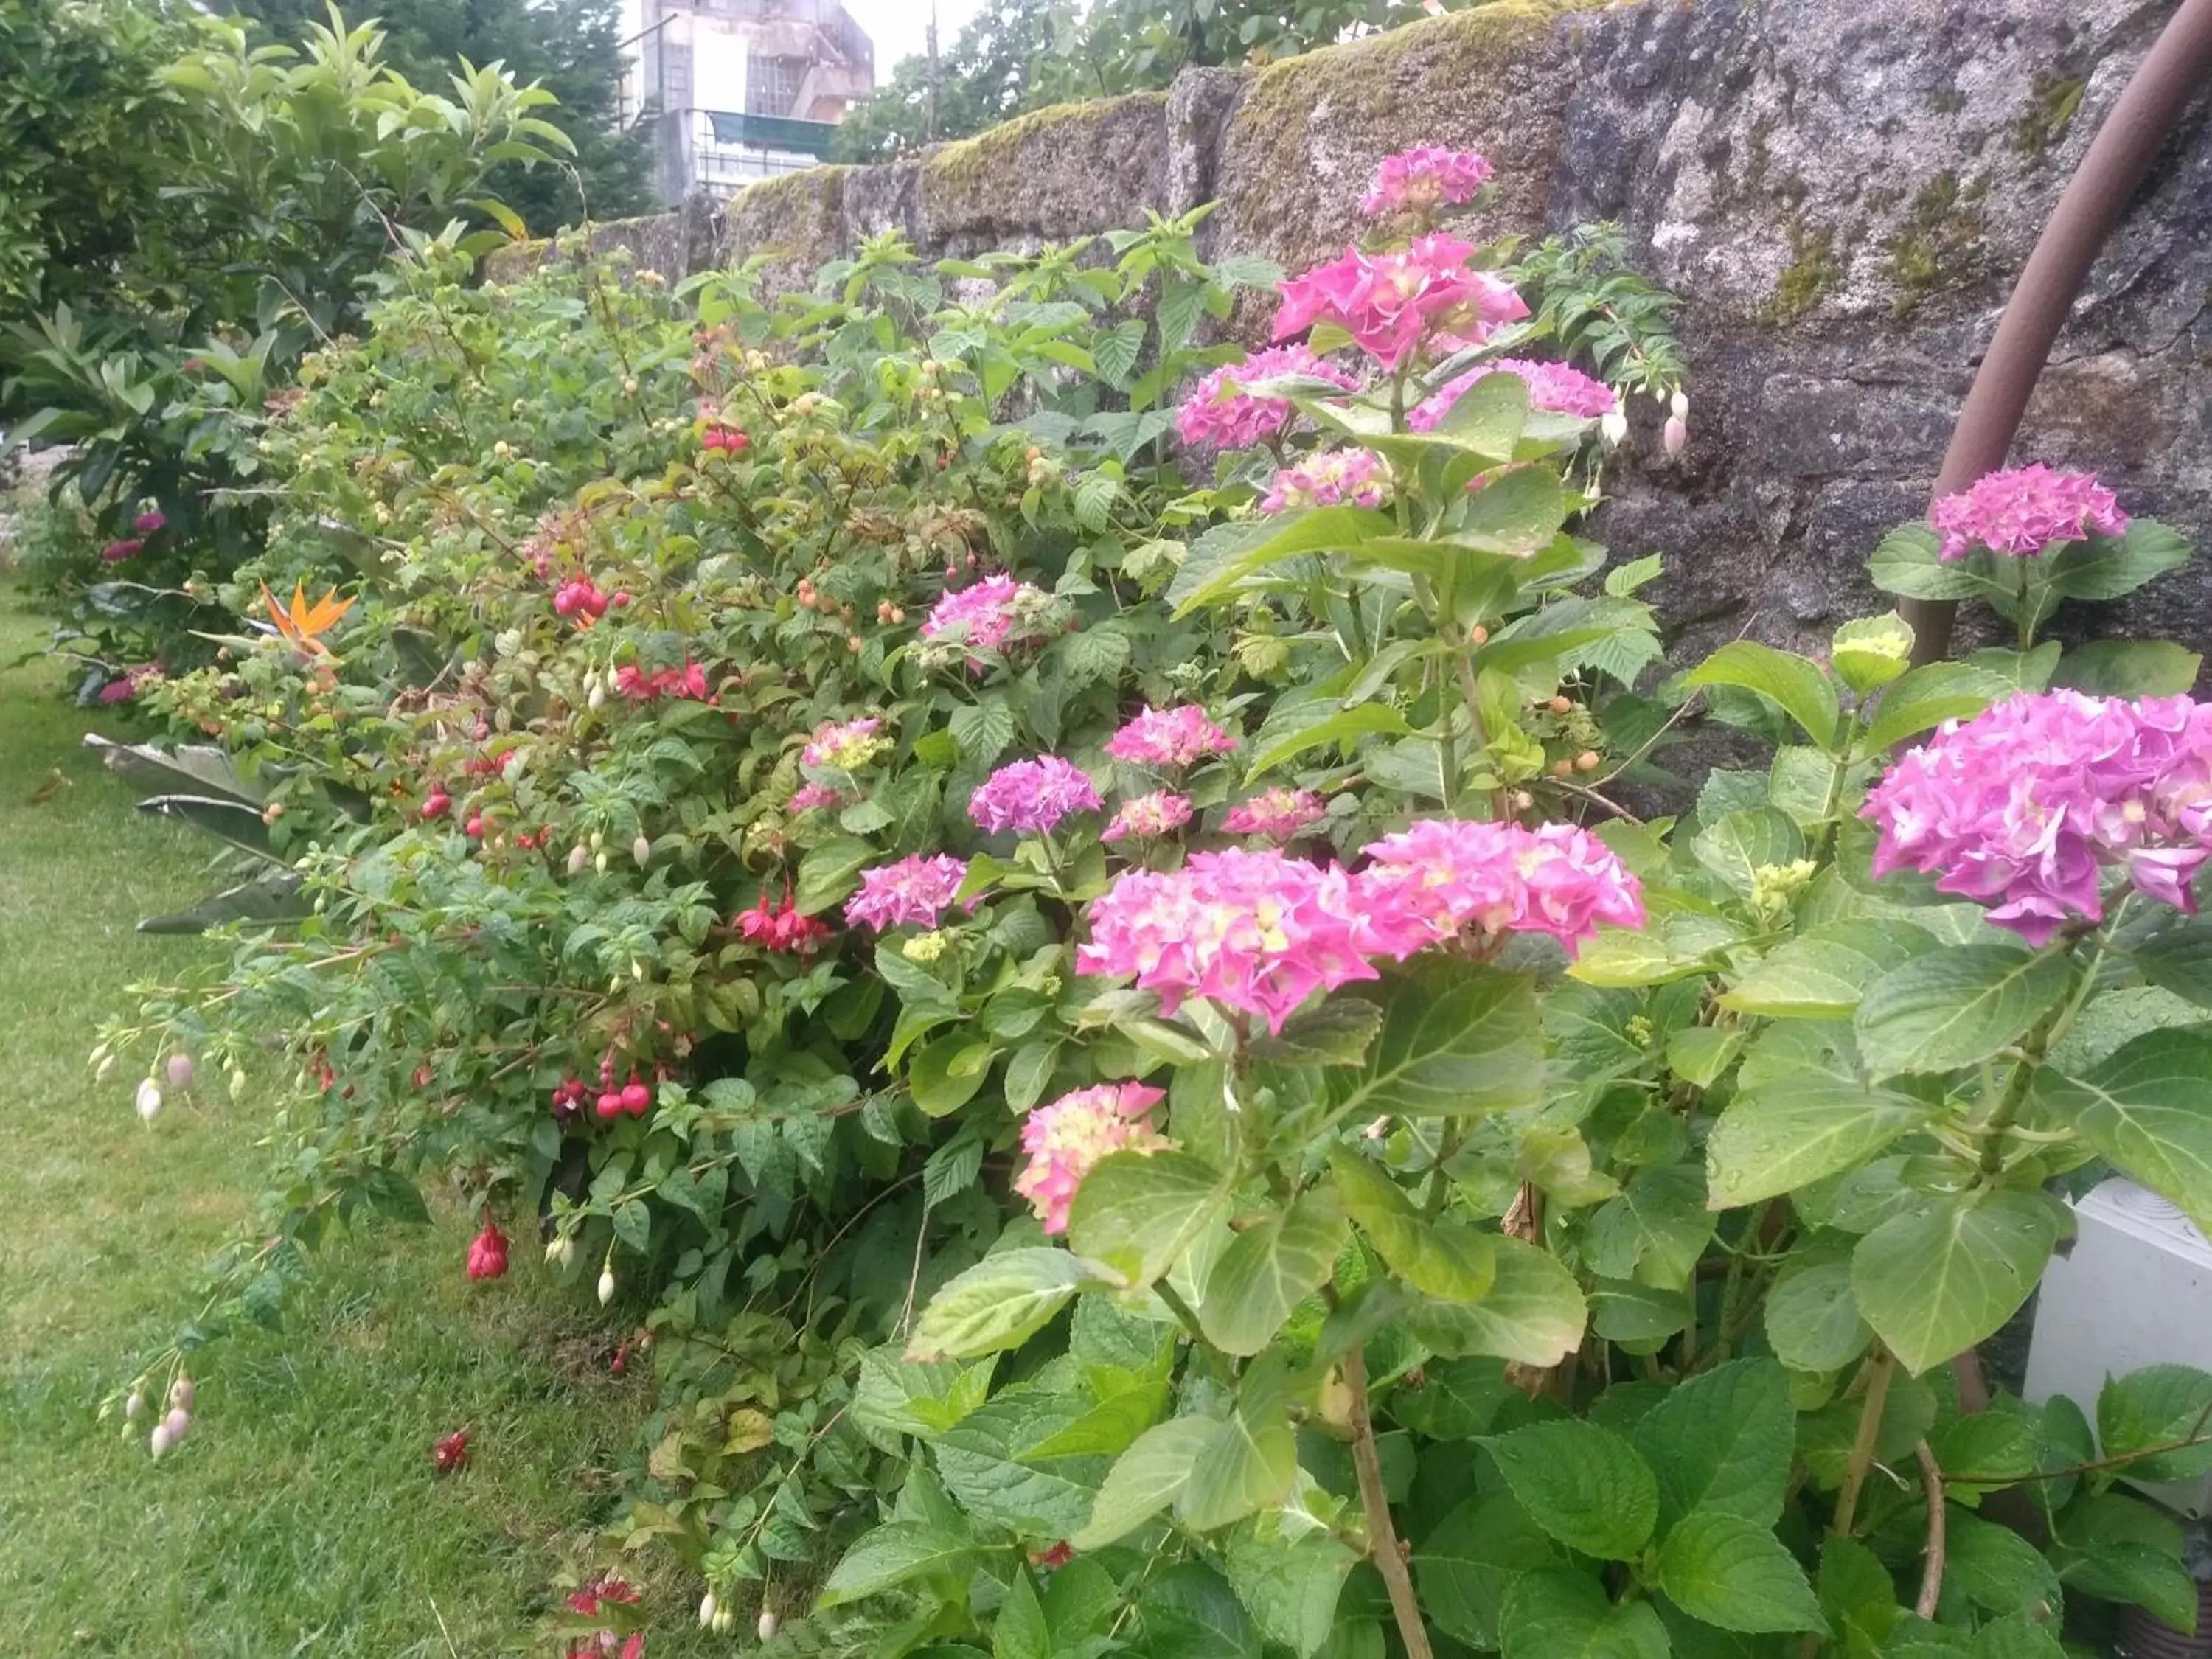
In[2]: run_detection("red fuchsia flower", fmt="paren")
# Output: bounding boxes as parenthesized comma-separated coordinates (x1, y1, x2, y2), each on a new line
(133, 509, 167, 535)
(917, 574, 1058, 668)
(801, 716, 886, 771)
(549, 1078, 588, 1121)
(553, 576, 611, 620)
(1105, 705, 1238, 768)
(465, 1219, 509, 1281)
(1273, 237, 1529, 371)
(1030, 1542, 1077, 1571)
(789, 782, 845, 812)
(1930, 464, 2129, 563)
(970, 756, 1103, 836)
(1353, 819, 1646, 957)
(1260, 450, 1388, 514)
(846, 853, 972, 932)
(615, 662, 709, 703)
(1012, 1082, 1170, 1233)
(737, 891, 835, 955)
(566, 1576, 641, 1618)
(1225, 787, 1327, 841)
(1361, 145, 1495, 218)
(100, 537, 145, 563)
(1077, 847, 1405, 1034)
(702, 424, 749, 452)
(1173, 344, 1360, 452)
(1104, 790, 1196, 844)
(432, 1429, 470, 1473)
(1863, 690, 2212, 945)
(1411, 358, 1620, 430)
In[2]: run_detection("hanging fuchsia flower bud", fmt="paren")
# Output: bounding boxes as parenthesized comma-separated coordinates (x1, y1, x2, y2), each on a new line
(135, 1079, 163, 1121)
(465, 1219, 509, 1281)
(166, 1053, 195, 1090)
(1662, 414, 1688, 457)
(150, 1422, 178, 1459)
(169, 1377, 195, 1412)
(100, 538, 145, 563)
(125, 1390, 146, 1420)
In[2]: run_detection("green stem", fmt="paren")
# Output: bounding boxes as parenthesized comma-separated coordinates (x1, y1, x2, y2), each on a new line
(1153, 1279, 1212, 1353)
(1424, 1122, 1465, 1217)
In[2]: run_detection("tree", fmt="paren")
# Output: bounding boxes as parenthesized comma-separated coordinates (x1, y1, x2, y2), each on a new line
(225, 0, 653, 232)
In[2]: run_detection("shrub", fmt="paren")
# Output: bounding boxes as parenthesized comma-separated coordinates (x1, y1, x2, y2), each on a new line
(98, 147, 2212, 1658)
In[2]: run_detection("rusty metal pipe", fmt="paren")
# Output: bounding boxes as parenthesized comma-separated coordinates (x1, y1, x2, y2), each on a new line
(1904, 0, 2212, 666)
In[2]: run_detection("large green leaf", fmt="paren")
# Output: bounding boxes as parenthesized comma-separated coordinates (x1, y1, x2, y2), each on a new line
(1655, 1512, 1826, 1634)
(84, 731, 266, 803)
(1066, 1150, 1231, 1290)
(1763, 1254, 1871, 1373)
(1854, 945, 2073, 1079)
(2036, 1028, 2212, 1236)
(1583, 1164, 1714, 1290)
(2125, 917, 2212, 1009)
(1482, 1419, 1658, 1560)
(1413, 1491, 1565, 1650)
(2051, 639, 2203, 698)
(1222, 1523, 1357, 1659)
(1171, 505, 1396, 614)
(1945, 1510, 2063, 1615)
(1851, 1191, 2059, 1375)
(907, 1249, 1098, 1361)
(1070, 1415, 1215, 1548)
(794, 834, 877, 915)
(1180, 1367, 1297, 1531)
(1630, 1357, 1795, 1531)
(932, 1390, 1110, 1538)
(1334, 1152, 1496, 1301)
(1683, 642, 1842, 752)
(816, 1521, 977, 1607)
(1691, 807, 1806, 897)
(1704, 1082, 1935, 1208)
(1197, 1189, 1346, 1355)
(1140, 1563, 1262, 1659)
(2098, 1363, 2212, 1483)
(1496, 1570, 1670, 1659)
(1723, 920, 1940, 1020)
(1405, 1236, 1587, 1366)
(1324, 959, 1542, 1122)
(2046, 518, 2191, 602)
(1245, 703, 1409, 779)
(1860, 661, 2011, 754)
(1868, 523, 1983, 602)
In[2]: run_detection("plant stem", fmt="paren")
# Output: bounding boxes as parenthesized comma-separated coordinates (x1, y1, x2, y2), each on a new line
(1913, 1440, 1947, 1618)
(1153, 1279, 1211, 1351)
(1832, 1348, 1895, 1541)
(1345, 1343, 1433, 1659)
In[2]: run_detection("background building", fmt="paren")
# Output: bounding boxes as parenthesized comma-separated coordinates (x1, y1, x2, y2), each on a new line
(619, 0, 874, 204)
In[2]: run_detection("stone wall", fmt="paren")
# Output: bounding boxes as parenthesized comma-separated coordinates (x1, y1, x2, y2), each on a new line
(496, 0, 2212, 665)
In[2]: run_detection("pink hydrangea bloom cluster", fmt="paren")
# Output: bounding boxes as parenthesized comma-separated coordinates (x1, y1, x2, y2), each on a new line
(1174, 345, 1360, 452)
(1930, 464, 2129, 564)
(917, 574, 1058, 667)
(1862, 689, 2212, 945)
(1356, 819, 1646, 955)
(1011, 1082, 1170, 1234)
(1103, 791, 1195, 844)
(1361, 145, 1495, 218)
(790, 782, 845, 812)
(1077, 848, 1397, 1033)
(1105, 705, 1239, 768)
(1261, 450, 1388, 514)
(844, 853, 971, 932)
(802, 716, 886, 771)
(1225, 787, 1327, 840)
(970, 755, 1102, 836)
(1273, 237, 1529, 371)
(1410, 358, 1620, 431)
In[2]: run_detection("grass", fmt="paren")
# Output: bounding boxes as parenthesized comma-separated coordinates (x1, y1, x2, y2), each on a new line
(0, 576, 701, 1655)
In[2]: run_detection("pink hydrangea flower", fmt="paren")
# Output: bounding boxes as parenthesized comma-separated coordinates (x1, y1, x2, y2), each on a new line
(970, 756, 1102, 836)
(1261, 450, 1388, 514)
(1077, 848, 1399, 1033)
(1863, 690, 2212, 945)
(802, 716, 885, 771)
(1175, 345, 1360, 452)
(1105, 705, 1239, 768)
(1225, 787, 1327, 840)
(1930, 465, 2129, 564)
(1410, 358, 1620, 431)
(1354, 818, 1646, 957)
(1012, 1082, 1170, 1234)
(918, 574, 1060, 670)
(1103, 791, 1195, 843)
(1361, 145, 1495, 218)
(845, 853, 972, 932)
(1273, 237, 1529, 371)
(790, 783, 845, 812)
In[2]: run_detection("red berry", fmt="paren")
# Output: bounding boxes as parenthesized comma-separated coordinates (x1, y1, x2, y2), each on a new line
(596, 1091, 624, 1121)
(465, 815, 484, 838)
(621, 1082, 650, 1116)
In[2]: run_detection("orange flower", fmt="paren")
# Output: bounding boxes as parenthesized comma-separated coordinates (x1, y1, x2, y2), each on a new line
(259, 581, 355, 658)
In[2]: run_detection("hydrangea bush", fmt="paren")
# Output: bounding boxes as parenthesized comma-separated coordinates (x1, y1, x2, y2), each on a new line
(95, 149, 2212, 1657)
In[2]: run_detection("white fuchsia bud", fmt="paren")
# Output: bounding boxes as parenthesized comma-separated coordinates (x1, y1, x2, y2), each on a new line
(568, 844, 590, 875)
(167, 1053, 195, 1090)
(758, 1609, 779, 1641)
(698, 1592, 717, 1627)
(712, 1606, 735, 1633)
(228, 1065, 247, 1101)
(1662, 414, 1688, 458)
(135, 1079, 163, 1121)
(545, 1234, 576, 1268)
(162, 1406, 190, 1444)
(587, 683, 606, 711)
(1669, 388, 1689, 421)
(1599, 407, 1628, 448)
(125, 1390, 146, 1420)
(150, 1423, 176, 1459)
(597, 1265, 616, 1306)
(169, 1377, 195, 1411)
(633, 835, 652, 866)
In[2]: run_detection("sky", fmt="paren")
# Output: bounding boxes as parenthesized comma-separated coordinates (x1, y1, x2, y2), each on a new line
(845, 0, 989, 76)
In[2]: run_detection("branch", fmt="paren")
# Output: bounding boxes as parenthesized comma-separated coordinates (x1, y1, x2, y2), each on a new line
(1913, 1440, 1946, 1619)
(1946, 1397, 2212, 1486)
(1830, 1349, 1895, 1540)
(1345, 1345, 1433, 1659)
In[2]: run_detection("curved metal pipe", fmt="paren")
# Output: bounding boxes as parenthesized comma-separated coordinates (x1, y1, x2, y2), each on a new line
(1903, 0, 2212, 666)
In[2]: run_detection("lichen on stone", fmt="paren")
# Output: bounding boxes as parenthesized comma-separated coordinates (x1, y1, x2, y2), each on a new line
(2011, 72, 2085, 161)
(1885, 169, 1990, 316)
(1765, 218, 1837, 323)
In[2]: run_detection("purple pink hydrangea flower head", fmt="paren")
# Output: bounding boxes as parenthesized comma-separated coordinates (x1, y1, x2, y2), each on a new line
(790, 782, 845, 812)
(1011, 1082, 1170, 1234)
(1361, 145, 1495, 218)
(1273, 237, 1528, 371)
(1862, 689, 2212, 945)
(1103, 790, 1195, 843)
(1929, 465, 2129, 564)
(1410, 358, 1620, 431)
(917, 575, 1058, 667)
(1077, 847, 1400, 1034)
(1105, 705, 1239, 768)
(1174, 345, 1360, 452)
(802, 716, 886, 771)
(969, 755, 1103, 836)
(1225, 787, 1327, 840)
(844, 853, 973, 932)
(1261, 450, 1388, 514)
(1353, 818, 1646, 956)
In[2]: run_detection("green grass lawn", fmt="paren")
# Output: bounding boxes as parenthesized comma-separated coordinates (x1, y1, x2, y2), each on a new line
(0, 578, 703, 1655)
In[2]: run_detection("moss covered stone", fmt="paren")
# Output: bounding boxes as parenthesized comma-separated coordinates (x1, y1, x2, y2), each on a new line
(723, 166, 852, 296)
(919, 93, 1169, 251)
